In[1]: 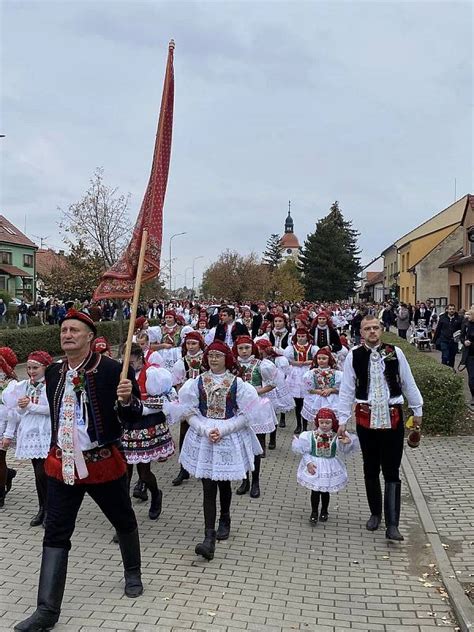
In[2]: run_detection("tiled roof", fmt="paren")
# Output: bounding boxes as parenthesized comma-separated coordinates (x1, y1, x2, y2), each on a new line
(0, 264, 32, 277)
(439, 248, 474, 269)
(0, 215, 37, 248)
(36, 248, 67, 277)
(366, 271, 384, 286)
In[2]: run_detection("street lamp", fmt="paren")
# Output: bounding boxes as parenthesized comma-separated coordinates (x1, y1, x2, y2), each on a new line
(169, 232, 186, 294)
(192, 255, 204, 300)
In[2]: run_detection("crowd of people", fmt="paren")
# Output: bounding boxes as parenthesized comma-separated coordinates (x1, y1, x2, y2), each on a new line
(0, 299, 425, 631)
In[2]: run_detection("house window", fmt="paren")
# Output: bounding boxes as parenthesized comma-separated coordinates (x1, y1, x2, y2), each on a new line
(401, 255, 405, 272)
(470, 240, 474, 255)
(0, 251, 12, 264)
(23, 254, 33, 267)
(0, 276, 6, 290)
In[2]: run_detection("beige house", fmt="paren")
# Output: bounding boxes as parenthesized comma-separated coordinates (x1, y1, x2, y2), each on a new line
(382, 244, 398, 299)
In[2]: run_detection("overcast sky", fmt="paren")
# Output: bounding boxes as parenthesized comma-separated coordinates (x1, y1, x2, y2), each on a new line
(1, 0, 473, 289)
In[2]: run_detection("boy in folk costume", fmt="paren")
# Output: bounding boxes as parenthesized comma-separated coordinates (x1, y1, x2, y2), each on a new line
(169, 340, 262, 561)
(0, 347, 19, 507)
(302, 348, 342, 429)
(14, 351, 53, 527)
(338, 315, 423, 541)
(170, 331, 206, 486)
(233, 336, 277, 498)
(284, 329, 319, 434)
(205, 306, 249, 348)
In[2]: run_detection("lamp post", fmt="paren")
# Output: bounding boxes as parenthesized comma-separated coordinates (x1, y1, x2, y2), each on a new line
(192, 256, 204, 300)
(169, 232, 186, 294)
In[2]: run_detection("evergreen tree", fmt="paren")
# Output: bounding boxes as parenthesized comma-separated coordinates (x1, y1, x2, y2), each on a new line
(262, 234, 283, 269)
(299, 201, 361, 301)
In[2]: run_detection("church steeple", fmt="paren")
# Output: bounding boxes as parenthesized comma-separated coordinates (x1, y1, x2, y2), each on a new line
(285, 200, 294, 234)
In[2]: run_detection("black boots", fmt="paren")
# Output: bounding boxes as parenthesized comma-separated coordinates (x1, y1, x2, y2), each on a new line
(117, 529, 144, 597)
(148, 489, 163, 520)
(294, 424, 302, 434)
(216, 513, 231, 541)
(30, 507, 45, 528)
(268, 429, 276, 450)
(195, 529, 216, 560)
(384, 481, 404, 541)
(0, 487, 5, 509)
(279, 414, 286, 428)
(172, 467, 190, 486)
(132, 479, 148, 501)
(236, 475, 250, 495)
(319, 493, 329, 522)
(250, 475, 260, 498)
(365, 478, 382, 531)
(14, 546, 68, 631)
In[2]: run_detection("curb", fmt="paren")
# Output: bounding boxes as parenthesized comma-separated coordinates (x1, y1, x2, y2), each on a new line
(402, 451, 474, 632)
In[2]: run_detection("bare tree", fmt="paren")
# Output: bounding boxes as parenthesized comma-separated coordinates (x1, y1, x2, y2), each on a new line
(59, 167, 132, 267)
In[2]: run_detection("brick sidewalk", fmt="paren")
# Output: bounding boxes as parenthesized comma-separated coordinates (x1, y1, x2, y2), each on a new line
(406, 437, 474, 601)
(0, 419, 459, 631)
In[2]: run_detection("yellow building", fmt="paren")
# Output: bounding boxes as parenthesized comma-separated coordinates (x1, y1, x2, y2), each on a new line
(395, 197, 467, 304)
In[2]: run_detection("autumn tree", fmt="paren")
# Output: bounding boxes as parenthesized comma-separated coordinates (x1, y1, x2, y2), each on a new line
(273, 259, 304, 302)
(43, 241, 106, 300)
(59, 167, 132, 267)
(201, 250, 269, 302)
(262, 234, 283, 269)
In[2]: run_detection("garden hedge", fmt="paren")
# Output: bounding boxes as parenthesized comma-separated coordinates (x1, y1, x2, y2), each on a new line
(382, 332, 467, 435)
(0, 321, 130, 363)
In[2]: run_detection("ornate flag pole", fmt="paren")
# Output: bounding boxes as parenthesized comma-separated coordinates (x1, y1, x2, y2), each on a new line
(93, 40, 175, 377)
(120, 230, 148, 380)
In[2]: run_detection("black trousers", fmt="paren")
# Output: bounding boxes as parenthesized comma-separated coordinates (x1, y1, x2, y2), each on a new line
(44, 474, 138, 550)
(356, 414, 404, 483)
(467, 356, 474, 396)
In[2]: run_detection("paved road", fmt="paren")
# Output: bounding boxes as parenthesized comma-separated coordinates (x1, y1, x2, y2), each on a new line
(0, 415, 459, 632)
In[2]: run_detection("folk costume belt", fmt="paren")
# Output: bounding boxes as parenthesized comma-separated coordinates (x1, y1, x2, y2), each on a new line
(355, 403, 401, 430)
(45, 443, 126, 485)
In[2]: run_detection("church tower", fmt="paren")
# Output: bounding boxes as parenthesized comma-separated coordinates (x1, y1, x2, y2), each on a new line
(279, 201, 300, 260)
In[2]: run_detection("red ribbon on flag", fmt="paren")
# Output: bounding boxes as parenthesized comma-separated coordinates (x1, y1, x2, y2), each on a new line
(93, 40, 175, 300)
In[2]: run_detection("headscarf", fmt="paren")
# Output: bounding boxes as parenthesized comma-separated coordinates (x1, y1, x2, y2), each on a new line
(0, 347, 18, 378)
(312, 346, 336, 369)
(202, 340, 236, 371)
(181, 331, 205, 357)
(314, 407, 339, 432)
(27, 350, 53, 366)
(232, 335, 260, 360)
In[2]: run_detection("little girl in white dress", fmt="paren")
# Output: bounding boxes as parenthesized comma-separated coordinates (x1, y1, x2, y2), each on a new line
(292, 408, 359, 524)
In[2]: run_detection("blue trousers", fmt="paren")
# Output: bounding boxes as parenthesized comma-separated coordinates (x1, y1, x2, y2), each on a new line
(440, 340, 457, 367)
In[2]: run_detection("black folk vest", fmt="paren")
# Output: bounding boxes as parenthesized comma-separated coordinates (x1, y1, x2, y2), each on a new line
(352, 344, 402, 400)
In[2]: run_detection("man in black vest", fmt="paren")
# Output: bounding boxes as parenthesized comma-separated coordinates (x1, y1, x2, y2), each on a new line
(205, 306, 249, 347)
(15, 310, 144, 632)
(338, 315, 423, 541)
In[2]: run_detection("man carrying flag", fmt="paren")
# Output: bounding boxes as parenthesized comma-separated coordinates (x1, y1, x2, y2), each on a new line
(15, 40, 176, 632)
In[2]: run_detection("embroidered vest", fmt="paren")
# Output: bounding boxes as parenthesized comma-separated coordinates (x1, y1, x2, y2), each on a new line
(183, 353, 204, 380)
(198, 371, 238, 419)
(316, 328, 329, 349)
(352, 344, 402, 399)
(313, 368, 336, 389)
(239, 358, 262, 388)
(310, 431, 337, 458)
(136, 363, 152, 400)
(293, 344, 314, 362)
(162, 325, 181, 347)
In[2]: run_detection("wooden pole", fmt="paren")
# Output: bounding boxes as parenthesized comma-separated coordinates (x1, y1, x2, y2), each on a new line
(120, 230, 149, 381)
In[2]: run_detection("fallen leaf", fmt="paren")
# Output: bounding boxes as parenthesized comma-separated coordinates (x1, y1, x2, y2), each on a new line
(207, 611, 216, 616)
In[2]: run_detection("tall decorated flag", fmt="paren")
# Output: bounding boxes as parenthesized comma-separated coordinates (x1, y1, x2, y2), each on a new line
(93, 40, 175, 300)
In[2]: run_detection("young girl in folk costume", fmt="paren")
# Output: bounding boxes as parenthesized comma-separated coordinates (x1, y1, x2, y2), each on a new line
(239, 308, 254, 334)
(292, 408, 359, 524)
(310, 311, 342, 353)
(302, 348, 342, 430)
(284, 329, 319, 434)
(255, 339, 294, 442)
(196, 316, 209, 340)
(92, 336, 113, 358)
(13, 351, 53, 526)
(122, 343, 175, 521)
(233, 335, 277, 498)
(0, 347, 19, 508)
(254, 320, 272, 343)
(156, 310, 182, 371)
(170, 331, 206, 486)
(169, 340, 262, 561)
(136, 332, 162, 366)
